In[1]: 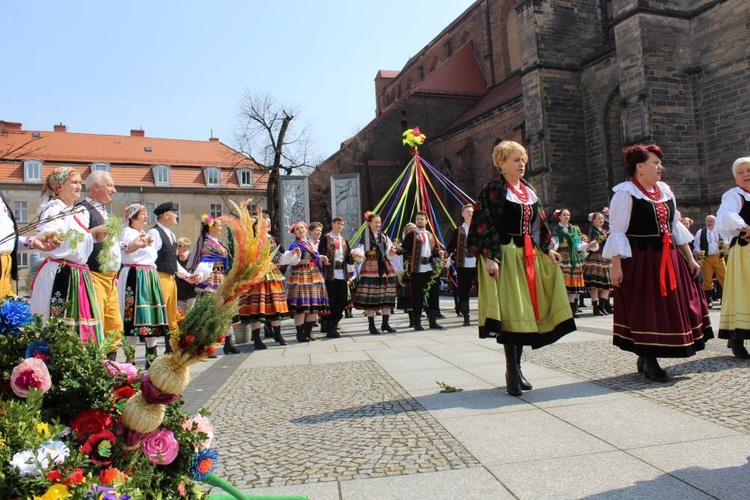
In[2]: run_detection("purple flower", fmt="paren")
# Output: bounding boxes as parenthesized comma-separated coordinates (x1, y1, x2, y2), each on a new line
(25, 341, 52, 365)
(10, 357, 52, 398)
(0, 298, 34, 335)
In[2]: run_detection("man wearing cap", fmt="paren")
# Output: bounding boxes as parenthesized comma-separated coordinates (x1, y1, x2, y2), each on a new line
(0, 192, 60, 297)
(147, 202, 197, 353)
(77, 171, 143, 360)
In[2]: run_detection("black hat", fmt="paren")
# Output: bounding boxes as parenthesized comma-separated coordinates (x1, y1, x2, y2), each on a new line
(154, 202, 178, 216)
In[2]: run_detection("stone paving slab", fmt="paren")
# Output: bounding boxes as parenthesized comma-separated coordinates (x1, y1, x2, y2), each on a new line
(525, 339, 750, 435)
(205, 360, 480, 490)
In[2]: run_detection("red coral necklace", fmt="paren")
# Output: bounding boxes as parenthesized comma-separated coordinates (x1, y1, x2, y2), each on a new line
(632, 178, 662, 201)
(506, 180, 529, 203)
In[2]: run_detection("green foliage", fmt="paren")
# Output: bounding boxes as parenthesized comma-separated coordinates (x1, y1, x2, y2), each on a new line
(436, 381, 463, 393)
(98, 215, 124, 272)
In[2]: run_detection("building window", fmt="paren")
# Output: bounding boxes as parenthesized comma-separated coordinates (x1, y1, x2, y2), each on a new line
(91, 162, 110, 173)
(173, 203, 181, 222)
(153, 164, 170, 186)
(237, 168, 254, 188)
(14, 201, 28, 223)
(145, 203, 156, 225)
(210, 204, 222, 218)
(204, 167, 221, 187)
(17, 251, 29, 268)
(23, 160, 43, 183)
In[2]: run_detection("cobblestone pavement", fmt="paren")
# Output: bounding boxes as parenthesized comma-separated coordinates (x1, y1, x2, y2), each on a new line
(525, 339, 750, 435)
(205, 360, 480, 490)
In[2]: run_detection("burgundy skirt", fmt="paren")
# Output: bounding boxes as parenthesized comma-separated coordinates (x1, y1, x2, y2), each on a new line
(612, 243, 713, 357)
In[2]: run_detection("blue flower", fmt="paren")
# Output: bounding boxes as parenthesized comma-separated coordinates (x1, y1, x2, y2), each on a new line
(0, 298, 34, 335)
(87, 486, 131, 499)
(190, 448, 219, 481)
(25, 341, 52, 365)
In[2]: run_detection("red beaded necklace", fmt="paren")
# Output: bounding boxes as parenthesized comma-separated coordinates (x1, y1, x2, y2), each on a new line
(506, 180, 529, 203)
(632, 178, 662, 201)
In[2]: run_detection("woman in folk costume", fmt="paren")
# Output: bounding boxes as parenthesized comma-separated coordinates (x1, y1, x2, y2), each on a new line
(603, 144, 712, 382)
(117, 204, 169, 366)
(286, 221, 330, 342)
(715, 157, 750, 359)
(583, 211, 614, 316)
(190, 214, 239, 355)
(467, 141, 575, 396)
(238, 217, 292, 349)
(550, 208, 588, 317)
(352, 211, 399, 334)
(30, 167, 107, 343)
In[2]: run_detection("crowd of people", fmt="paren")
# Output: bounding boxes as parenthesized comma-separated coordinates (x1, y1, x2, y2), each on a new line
(1, 148, 748, 395)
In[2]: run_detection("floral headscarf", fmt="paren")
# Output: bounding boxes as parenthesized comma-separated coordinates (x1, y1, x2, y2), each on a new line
(41, 167, 78, 199)
(124, 203, 147, 222)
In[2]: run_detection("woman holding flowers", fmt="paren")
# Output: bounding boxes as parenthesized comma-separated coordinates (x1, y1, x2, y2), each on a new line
(117, 204, 169, 366)
(286, 221, 330, 342)
(550, 208, 588, 317)
(30, 167, 107, 343)
(190, 214, 239, 354)
(352, 212, 398, 335)
(583, 211, 614, 315)
(467, 141, 575, 396)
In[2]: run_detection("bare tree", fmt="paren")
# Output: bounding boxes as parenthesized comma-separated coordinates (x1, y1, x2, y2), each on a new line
(233, 91, 318, 236)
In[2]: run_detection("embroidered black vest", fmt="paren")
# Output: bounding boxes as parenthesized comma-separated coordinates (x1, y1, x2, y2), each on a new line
(152, 225, 177, 275)
(626, 196, 676, 250)
(77, 200, 105, 273)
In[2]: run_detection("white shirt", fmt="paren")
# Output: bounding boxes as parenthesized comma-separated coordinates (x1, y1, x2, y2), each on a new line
(603, 181, 693, 259)
(0, 200, 35, 254)
(692, 228, 720, 255)
(715, 186, 750, 240)
(77, 197, 121, 271)
(146, 222, 190, 279)
(120, 226, 157, 266)
(461, 223, 476, 268)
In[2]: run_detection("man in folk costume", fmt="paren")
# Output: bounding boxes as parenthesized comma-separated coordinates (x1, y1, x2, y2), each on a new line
(447, 204, 477, 326)
(693, 214, 726, 308)
(147, 202, 198, 352)
(0, 193, 60, 297)
(402, 210, 446, 330)
(318, 216, 352, 338)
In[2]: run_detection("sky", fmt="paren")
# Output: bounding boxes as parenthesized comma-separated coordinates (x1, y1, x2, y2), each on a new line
(1, 0, 475, 162)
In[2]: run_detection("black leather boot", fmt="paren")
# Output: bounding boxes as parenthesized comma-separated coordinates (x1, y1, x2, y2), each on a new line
(642, 356, 668, 382)
(516, 346, 532, 390)
(145, 346, 158, 369)
(503, 344, 522, 396)
(368, 316, 380, 335)
(603, 297, 614, 314)
(413, 311, 424, 331)
(272, 325, 286, 345)
(428, 311, 445, 330)
(296, 324, 308, 343)
(600, 299, 611, 315)
(224, 333, 239, 354)
(381, 315, 396, 333)
(460, 301, 471, 326)
(729, 338, 750, 359)
(263, 323, 274, 339)
(570, 302, 579, 318)
(407, 311, 415, 328)
(326, 320, 341, 338)
(593, 299, 604, 316)
(251, 328, 267, 350)
(305, 321, 316, 341)
(319, 317, 330, 335)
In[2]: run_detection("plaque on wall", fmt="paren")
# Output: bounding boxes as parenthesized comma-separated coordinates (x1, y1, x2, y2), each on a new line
(330, 173, 361, 243)
(279, 176, 309, 250)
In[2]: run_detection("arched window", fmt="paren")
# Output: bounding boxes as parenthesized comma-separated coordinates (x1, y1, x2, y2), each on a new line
(90, 162, 110, 173)
(152, 164, 170, 186)
(237, 168, 254, 188)
(23, 159, 43, 183)
(204, 166, 221, 187)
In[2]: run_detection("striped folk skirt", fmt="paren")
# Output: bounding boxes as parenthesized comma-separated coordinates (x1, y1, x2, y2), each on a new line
(119, 265, 168, 338)
(582, 251, 612, 290)
(613, 244, 713, 357)
(286, 262, 329, 315)
(353, 257, 397, 311)
(238, 265, 290, 322)
(557, 244, 585, 293)
(48, 261, 103, 344)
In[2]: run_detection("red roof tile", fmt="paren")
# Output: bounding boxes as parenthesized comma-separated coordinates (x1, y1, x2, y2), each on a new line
(412, 42, 487, 96)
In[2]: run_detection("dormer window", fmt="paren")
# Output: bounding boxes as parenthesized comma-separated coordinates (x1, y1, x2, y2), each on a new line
(237, 168, 254, 188)
(91, 162, 110, 173)
(23, 160, 43, 183)
(204, 167, 221, 187)
(153, 164, 170, 186)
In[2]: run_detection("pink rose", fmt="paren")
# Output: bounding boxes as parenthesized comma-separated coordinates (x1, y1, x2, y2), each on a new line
(182, 413, 214, 450)
(103, 360, 138, 383)
(10, 358, 52, 398)
(141, 428, 179, 465)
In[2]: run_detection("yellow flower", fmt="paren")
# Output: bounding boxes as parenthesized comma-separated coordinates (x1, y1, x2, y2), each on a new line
(36, 422, 51, 437)
(34, 484, 71, 500)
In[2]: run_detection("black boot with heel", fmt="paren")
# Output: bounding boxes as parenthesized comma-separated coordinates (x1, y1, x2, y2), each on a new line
(251, 328, 267, 350)
(368, 316, 380, 335)
(381, 315, 396, 333)
(504, 344, 522, 396)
